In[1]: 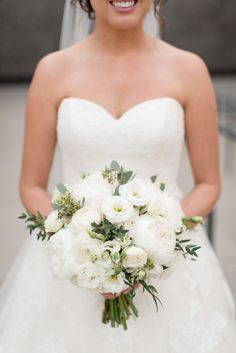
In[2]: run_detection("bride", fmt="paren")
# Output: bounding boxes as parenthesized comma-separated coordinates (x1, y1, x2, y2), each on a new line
(0, 0, 236, 352)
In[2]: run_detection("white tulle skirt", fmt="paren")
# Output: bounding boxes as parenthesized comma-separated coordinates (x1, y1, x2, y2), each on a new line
(0, 225, 236, 353)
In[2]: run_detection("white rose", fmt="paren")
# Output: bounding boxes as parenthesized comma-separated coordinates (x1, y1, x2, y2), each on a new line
(101, 195, 134, 224)
(46, 228, 76, 280)
(147, 191, 185, 232)
(119, 178, 154, 206)
(70, 206, 102, 234)
(45, 210, 63, 233)
(123, 246, 147, 269)
(130, 215, 176, 266)
(71, 171, 112, 206)
(75, 262, 105, 291)
(101, 272, 129, 294)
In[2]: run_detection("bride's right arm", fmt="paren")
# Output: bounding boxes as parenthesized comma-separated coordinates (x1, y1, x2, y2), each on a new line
(19, 54, 60, 217)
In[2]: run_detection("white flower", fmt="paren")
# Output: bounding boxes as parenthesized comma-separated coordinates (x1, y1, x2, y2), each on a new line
(73, 236, 103, 264)
(71, 171, 112, 206)
(75, 262, 106, 291)
(159, 255, 178, 279)
(45, 210, 63, 233)
(70, 206, 102, 234)
(130, 215, 176, 266)
(101, 240, 121, 254)
(123, 246, 147, 269)
(147, 191, 185, 232)
(101, 272, 129, 294)
(119, 178, 154, 206)
(46, 228, 76, 280)
(148, 264, 164, 278)
(101, 195, 134, 224)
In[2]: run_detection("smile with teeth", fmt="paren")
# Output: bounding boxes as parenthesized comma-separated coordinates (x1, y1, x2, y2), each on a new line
(110, 1, 137, 9)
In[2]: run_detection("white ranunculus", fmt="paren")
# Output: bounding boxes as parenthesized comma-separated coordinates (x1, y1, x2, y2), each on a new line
(101, 272, 129, 294)
(130, 215, 176, 266)
(71, 171, 113, 206)
(76, 262, 105, 291)
(119, 178, 154, 206)
(45, 210, 63, 233)
(73, 236, 103, 264)
(147, 191, 185, 232)
(101, 195, 134, 224)
(70, 206, 102, 234)
(122, 246, 147, 269)
(46, 228, 76, 280)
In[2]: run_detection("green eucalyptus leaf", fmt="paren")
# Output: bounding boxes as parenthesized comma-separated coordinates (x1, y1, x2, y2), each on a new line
(150, 175, 158, 183)
(111, 160, 120, 171)
(57, 183, 67, 194)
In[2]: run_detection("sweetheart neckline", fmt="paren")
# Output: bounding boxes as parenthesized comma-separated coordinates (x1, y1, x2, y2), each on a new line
(57, 96, 185, 121)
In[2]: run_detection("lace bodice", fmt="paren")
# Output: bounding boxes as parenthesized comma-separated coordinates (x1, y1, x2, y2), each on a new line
(57, 97, 185, 197)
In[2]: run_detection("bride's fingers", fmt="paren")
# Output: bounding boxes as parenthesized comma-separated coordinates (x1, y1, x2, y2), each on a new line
(101, 282, 141, 298)
(122, 281, 141, 295)
(101, 292, 119, 299)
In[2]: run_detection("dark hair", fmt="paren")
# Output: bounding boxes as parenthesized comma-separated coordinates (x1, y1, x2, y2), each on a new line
(71, 0, 167, 26)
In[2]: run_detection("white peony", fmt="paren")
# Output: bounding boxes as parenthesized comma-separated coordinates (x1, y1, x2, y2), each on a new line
(147, 190, 185, 232)
(45, 210, 63, 233)
(76, 262, 105, 291)
(148, 264, 164, 278)
(101, 195, 134, 224)
(130, 215, 176, 266)
(71, 171, 112, 206)
(70, 206, 102, 234)
(73, 235, 103, 264)
(122, 246, 147, 269)
(101, 272, 129, 294)
(46, 228, 76, 280)
(119, 178, 154, 206)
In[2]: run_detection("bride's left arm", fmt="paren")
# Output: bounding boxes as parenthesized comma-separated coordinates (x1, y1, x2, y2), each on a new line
(180, 54, 221, 218)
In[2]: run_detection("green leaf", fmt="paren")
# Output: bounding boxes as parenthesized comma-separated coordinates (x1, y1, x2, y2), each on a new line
(123, 171, 133, 182)
(111, 160, 120, 171)
(51, 203, 59, 210)
(150, 175, 158, 183)
(57, 183, 67, 194)
(160, 182, 165, 191)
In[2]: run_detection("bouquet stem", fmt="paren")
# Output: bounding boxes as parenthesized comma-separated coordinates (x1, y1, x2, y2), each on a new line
(102, 293, 138, 330)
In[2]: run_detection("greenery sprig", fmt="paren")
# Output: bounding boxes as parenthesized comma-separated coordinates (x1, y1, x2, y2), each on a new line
(88, 217, 129, 242)
(18, 211, 49, 241)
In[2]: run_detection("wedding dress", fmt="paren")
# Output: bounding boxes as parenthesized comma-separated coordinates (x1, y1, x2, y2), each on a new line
(0, 96, 236, 352)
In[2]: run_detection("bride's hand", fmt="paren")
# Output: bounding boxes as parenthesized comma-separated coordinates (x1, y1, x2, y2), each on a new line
(101, 282, 140, 299)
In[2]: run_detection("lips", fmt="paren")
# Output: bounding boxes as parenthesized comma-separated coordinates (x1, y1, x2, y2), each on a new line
(109, 0, 138, 12)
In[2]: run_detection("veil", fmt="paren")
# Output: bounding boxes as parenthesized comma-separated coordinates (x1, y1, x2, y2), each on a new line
(59, 0, 160, 49)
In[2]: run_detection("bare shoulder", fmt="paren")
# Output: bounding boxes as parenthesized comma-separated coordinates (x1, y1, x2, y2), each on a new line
(156, 39, 214, 105)
(28, 43, 84, 107)
(158, 39, 210, 78)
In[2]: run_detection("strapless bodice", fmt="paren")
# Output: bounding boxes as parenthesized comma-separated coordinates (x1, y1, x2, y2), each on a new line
(57, 97, 185, 198)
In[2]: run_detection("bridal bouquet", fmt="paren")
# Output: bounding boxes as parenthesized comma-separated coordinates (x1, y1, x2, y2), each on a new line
(20, 161, 202, 330)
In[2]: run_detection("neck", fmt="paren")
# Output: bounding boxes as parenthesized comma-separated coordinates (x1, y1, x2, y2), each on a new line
(90, 18, 155, 55)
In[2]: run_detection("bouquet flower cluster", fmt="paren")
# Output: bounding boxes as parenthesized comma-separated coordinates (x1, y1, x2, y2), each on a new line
(20, 161, 202, 330)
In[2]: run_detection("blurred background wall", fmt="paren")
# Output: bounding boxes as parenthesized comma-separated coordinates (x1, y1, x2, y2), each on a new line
(0, 0, 236, 80)
(0, 0, 64, 80)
